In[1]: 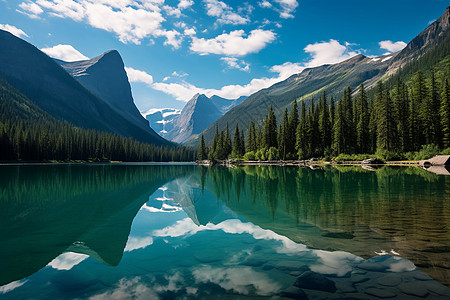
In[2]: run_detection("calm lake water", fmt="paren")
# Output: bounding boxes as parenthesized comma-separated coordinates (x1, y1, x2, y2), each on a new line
(1, 164, 450, 299)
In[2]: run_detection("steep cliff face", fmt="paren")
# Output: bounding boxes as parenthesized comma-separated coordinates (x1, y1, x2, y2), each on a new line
(56, 51, 150, 130)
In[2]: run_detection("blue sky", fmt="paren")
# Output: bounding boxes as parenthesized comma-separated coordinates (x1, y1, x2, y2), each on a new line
(0, 0, 448, 111)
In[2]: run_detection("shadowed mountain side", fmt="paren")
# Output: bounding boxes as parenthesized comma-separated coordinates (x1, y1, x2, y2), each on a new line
(56, 51, 150, 131)
(0, 30, 168, 145)
(195, 166, 450, 286)
(0, 164, 192, 286)
(191, 7, 450, 147)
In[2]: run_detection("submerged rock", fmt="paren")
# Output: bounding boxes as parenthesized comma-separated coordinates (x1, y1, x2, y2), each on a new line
(294, 271, 337, 293)
(280, 286, 309, 299)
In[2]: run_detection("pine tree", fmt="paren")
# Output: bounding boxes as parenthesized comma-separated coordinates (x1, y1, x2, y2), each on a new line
(246, 120, 257, 152)
(392, 80, 410, 152)
(318, 91, 331, 154)
(232, 123, 242, 158)
(413, 70, 427, 145)
(429, 69, 442, 146)
(198, 135, 208, 161)
(287, 100, 299, 158)
(278, 108, 289, 160)
(356, 84, 369, 153)
(296, 101, 307, 159)
(263, 105, 278, 149)
(333, 99, 345, 155)
(441, 79, 450, 148)
(377, 86, 397, 152)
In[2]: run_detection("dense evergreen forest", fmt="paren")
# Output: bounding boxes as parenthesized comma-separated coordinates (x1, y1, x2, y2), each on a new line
(0, 78, 196, 162)
(199, 69, 450, 162)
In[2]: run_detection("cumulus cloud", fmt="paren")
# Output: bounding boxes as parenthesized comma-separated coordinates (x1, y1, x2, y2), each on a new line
(17, 1, 44, 18)
(19, 1, 183, 46)
(193, 266, 281, 296)
(190, 29, 276, 56)
(204, 0, 249, 25)
(275, 0, 298, 18)
(259, 1, 272, 9)
(0, 24, 29, 38)
(151, 38, 359, 102)
(303, 39, 360, 68)
(41, 44, 89, 61)
(378, 40, 407, 53)
(125, 67, 154, 85)
(221, 57, 250, 72)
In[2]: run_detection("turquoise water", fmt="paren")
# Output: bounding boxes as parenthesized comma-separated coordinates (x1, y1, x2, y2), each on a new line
(1, 164, 450, 299)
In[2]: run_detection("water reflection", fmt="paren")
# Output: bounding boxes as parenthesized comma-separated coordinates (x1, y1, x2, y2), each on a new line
(0, 164, 449, 299)
(0, 164, 192, 286)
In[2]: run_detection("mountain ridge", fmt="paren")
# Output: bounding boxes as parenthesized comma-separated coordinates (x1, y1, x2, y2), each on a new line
(191, 6, 450, 147)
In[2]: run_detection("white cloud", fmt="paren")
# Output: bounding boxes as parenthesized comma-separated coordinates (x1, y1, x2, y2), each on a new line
(0, 280, 28, 294)
(178, 0, 193, 10)
(259, 1, 272, 9)
(221, 57, 250, 72)
(0, 24, 29, 38)
(41, 44, 89, 61)
(22, 1, 182, 46)
(17, 1, 44, 18)
(378, 40, 407, 53)
(152, 38, 360, 102)
(125, 67, 154, 85)
(275, 0, 298, 18)
(184, 27, 196, 36)
(124, 236, 154, 251)
(150, 60, 304, 101)
(260, 0, 298, 19)
(48, 252, 89, 270)
(190, 29, 276, 56)
(204, 0, 249, 25)
(270, 61, 304, 78)
(90, 277, 160, 300)
(193, 266, 281, 296)
(303, 39, 359, 68)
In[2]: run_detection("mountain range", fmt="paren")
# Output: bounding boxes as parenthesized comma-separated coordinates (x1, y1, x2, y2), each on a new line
(190, 6, 450, 147)
(0, 29, 168, 145)
(143, 93, 246, 144)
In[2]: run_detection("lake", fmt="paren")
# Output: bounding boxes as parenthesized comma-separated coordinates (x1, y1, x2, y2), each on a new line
(1, 164, 450, 299)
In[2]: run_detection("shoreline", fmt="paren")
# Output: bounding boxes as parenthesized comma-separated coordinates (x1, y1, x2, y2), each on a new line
(196, 160, 421, 167)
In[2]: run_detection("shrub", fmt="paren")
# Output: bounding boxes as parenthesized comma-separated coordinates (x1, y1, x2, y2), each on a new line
(411, 144, 440, 160)
(243, 151, 256, 161)
(267, 147, 279, 161)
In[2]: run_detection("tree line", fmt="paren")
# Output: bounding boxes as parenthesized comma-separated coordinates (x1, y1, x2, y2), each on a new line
(0, 79, 196, 162)
(199, 70, 450, 161)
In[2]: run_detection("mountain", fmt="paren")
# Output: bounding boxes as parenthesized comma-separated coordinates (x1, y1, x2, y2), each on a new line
(56, 51, 150, 130)
(193, 7, 450, 146)
(141, 108, 181, 136)
(150, 94, 246, 144)
(0, 29, 168, 145)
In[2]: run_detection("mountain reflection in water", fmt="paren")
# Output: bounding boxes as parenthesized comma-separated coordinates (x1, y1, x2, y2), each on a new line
(0, 164, 449, 299)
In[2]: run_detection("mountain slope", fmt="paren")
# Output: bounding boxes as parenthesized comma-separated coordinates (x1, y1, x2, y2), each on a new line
(194, 7, 450, 146)
(0, 29, 168, 145)
(149, 94, 246, 144)
(56, 51, 149, 130)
